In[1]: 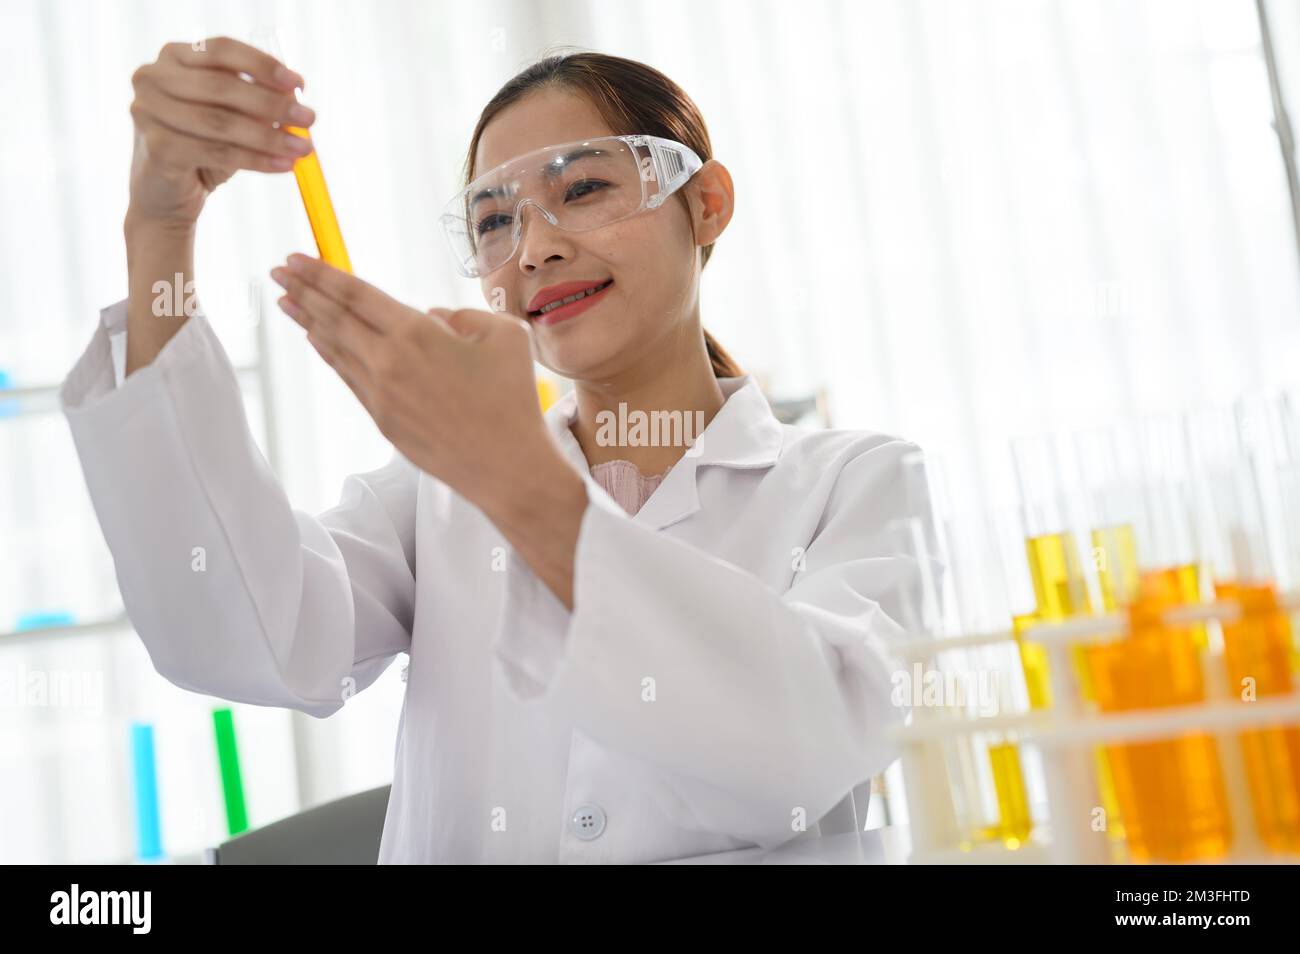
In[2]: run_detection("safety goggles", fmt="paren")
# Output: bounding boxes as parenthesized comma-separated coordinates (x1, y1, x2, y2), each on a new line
(439, 134, 703, 278)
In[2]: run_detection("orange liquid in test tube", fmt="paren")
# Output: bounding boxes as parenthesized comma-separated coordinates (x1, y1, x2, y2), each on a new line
(285, 125, 352, 272)
(1218, 580, 1300, 855)
(1084, 572, 1233, 862)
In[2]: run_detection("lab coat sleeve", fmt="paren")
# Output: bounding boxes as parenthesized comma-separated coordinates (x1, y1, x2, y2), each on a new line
(498, 438, 930, 851)
(60, 300, 418, 717)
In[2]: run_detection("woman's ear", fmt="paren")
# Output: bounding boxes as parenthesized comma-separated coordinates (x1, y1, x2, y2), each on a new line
(688, 159, 735, 247)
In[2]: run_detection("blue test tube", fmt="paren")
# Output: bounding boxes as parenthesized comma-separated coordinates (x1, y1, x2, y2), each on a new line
(131, 722, 165, 861)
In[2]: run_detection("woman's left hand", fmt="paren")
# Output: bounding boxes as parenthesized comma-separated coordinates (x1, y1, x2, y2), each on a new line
(270, 253, 556, 518)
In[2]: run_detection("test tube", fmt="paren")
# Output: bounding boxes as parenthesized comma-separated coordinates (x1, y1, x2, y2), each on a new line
(942, 507, 1035, 848)
(1076, 415, 1234, 860)
(212, 708, 249, 837)
(1188, 405, 1300, 855)
(1266, 391, 1300, 674)
(1012, 434, 1133, 844)
(1011, 434, 1093, 694)
(285, 125, 352, 272)
(1245, 390, 1300, 594)
(986, 506, 1051, 708)
(1134, 414, 1209, 625)
(1082, 571, 1234, 862)
(886, 514, 965, 857)
(255, 27, 352, 272)
(1074, 423, 1143, 611)
(131, 723, 165, 861)
(899, 453, 989, 849)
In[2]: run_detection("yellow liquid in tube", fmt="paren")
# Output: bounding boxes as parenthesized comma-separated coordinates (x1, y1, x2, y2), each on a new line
(1091, 524, 1140, 611)
(285, 126, 352, 272)
(985, 740, 1032, 846)
(1022, 531, 1126, 840)
(536, 377, 560, 412)
(1024, 532, 1094, 699)
(1014, 611, 1052, 710)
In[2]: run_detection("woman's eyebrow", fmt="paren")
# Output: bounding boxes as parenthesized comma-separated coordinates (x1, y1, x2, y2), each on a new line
(544, 147, 604, 173)
(469, 147, 608, 208)
(470, 183, 510, 207)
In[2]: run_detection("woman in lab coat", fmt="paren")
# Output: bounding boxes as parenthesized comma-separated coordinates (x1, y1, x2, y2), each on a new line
(61, 40, 932, 863)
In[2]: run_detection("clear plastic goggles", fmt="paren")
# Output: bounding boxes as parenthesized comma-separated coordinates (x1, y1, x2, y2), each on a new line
(439, 134, 703, 278)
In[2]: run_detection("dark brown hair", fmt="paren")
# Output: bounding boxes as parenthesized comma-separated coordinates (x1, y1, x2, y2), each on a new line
(463, 50, 743, 378)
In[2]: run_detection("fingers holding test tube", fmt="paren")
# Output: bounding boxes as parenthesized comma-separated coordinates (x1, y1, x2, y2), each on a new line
(268, 254, 548, 509)
(275, 254, 411, 332)
(128, 37, 317, 226)
(270, 255, 423, 396)
(171, 36, 306, 94)
(132, 38, 314, 172)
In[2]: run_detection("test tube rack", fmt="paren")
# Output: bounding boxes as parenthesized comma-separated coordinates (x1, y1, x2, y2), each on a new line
(889, 588, 1300, 864)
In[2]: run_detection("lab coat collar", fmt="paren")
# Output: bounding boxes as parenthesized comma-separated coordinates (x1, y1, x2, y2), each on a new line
(545, 374, 785, 530)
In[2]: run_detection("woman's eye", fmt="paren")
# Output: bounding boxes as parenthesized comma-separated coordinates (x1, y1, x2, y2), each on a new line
(566, 179, 609, 200)
(476, 212, 511, 235)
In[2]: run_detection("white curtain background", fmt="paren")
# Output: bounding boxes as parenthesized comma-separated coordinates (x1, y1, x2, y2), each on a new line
(1, 0, 1297, 861)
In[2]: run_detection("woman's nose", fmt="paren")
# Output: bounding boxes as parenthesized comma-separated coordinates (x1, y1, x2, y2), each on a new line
(514, 202, 574, 270)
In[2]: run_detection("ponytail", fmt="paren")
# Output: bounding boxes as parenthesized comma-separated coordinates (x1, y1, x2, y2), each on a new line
(704, 329, 743, 378)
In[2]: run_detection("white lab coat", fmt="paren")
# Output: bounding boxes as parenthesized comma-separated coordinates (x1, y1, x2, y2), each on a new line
(60, 299, 930, 864)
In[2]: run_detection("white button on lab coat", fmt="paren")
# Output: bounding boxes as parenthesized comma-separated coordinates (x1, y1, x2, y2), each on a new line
(60, 300, 931, 864)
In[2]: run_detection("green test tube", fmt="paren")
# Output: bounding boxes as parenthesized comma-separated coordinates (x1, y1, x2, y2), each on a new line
(212, 708, 248, 836)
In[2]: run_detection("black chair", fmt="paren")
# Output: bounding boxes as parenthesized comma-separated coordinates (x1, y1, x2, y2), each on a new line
(204, 784, 391, 864)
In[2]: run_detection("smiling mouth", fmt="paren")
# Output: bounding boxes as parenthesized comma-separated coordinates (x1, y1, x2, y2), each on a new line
(528, 279, 614, 318)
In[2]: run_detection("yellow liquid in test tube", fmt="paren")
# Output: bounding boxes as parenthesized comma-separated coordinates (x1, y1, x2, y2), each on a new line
(985, 740, 1032, 846)
(1013, 611, 1052, 709)
(1023, 532, 1126, 840)
(536, 377, 560, 412)
(285, 126, 352, 272)
(1091, 524, 1140, 611)
(1218, 580, 1300, 855)
(1024, 532, 1093, 698)
(1025, 532, 1088, 618)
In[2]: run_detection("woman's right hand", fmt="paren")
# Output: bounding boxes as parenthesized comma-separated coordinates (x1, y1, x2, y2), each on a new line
(127, 37, 314, 230)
